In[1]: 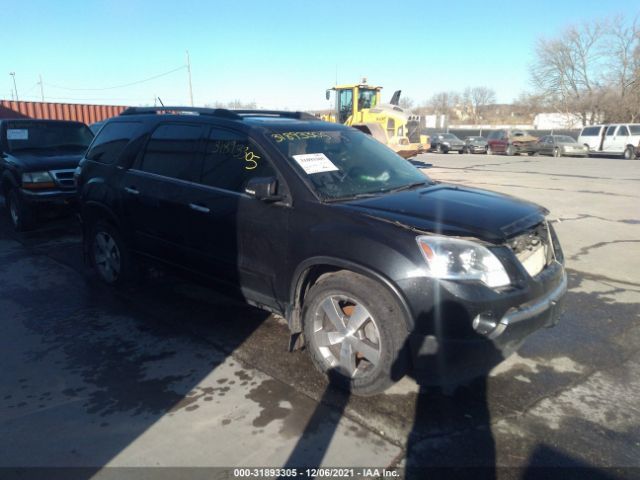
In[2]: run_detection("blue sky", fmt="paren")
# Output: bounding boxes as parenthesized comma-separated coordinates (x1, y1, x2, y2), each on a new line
(1, 0, 636, 109)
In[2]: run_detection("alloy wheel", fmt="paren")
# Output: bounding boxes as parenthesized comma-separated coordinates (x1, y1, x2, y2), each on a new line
(93, 231, 122, 283)
(311, 295, 382, 378)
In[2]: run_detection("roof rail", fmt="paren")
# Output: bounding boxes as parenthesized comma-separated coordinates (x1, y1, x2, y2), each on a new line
(119, 106, 239, 119)
(119, 106, 319, 121)
(234, 110, 319, 121)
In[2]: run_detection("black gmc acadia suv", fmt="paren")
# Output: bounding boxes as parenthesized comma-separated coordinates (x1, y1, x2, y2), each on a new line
(1, 119, 94, 230)
(76, 107, 567, 395)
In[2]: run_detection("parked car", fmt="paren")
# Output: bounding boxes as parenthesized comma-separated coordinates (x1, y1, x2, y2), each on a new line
(464, 136, 488, 154)
(77, 107, 566, 395)
(429, 133, 465, 153)
(0, 119, 93, 230)
(577, 124, 640, 159)
(486, 129, 538, 156)
(534, 135, 588, 158)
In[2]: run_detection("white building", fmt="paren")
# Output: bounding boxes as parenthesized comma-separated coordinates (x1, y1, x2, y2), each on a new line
(533, 113, 583, 130)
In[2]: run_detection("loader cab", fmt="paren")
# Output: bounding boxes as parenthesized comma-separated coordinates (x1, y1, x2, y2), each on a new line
(329, 83, 382, 124)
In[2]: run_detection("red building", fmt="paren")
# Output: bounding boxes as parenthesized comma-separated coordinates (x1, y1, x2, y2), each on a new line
(0, 100, 127, 124)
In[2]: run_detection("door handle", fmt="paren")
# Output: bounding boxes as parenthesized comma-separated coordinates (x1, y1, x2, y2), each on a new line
(124, 186, 140, 195)
(189, 203, 210, 213)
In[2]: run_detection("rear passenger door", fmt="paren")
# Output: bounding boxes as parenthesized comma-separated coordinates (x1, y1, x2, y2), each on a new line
(121, 123, 205, 268)
(188, 127, 290, 306)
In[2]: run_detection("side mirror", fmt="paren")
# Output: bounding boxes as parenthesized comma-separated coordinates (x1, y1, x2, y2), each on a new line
(245, 176, 282, 202)
(325, 89, 331, 101)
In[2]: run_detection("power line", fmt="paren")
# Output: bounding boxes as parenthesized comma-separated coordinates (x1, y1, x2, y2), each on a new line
(45, 65, 187, 91)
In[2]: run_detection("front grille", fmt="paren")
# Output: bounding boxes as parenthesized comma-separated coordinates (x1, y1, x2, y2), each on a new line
(508, 222, 554, 277)
(50, 169, 76, 189)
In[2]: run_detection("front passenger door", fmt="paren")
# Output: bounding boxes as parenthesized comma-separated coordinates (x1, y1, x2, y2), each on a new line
(188, 128, 290, 307)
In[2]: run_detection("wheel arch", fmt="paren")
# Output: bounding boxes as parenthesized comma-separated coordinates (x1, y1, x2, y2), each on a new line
(286, 257, 414, 337)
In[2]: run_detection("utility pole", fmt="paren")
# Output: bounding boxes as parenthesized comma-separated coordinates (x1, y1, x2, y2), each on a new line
(9, 72, 18, 101)
(38, 74, 44, 102)
(186, 50, 194, 106)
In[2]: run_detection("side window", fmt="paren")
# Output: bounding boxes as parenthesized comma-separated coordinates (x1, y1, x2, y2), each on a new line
(139, 124, 203, 181)
(618, 126, 629, 136)
(86, 122, 141, 164)
(606, 125, 616, 136)
(200, 129, 275, 193)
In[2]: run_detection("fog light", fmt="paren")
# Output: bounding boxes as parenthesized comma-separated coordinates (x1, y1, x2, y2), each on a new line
(472, 313, 498, 336)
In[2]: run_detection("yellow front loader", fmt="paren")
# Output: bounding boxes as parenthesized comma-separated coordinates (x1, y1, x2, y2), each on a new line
(322, 81, 428, 159)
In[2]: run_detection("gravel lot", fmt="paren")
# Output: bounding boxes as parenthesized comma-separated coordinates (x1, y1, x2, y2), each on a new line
(0, 153, 639, 479)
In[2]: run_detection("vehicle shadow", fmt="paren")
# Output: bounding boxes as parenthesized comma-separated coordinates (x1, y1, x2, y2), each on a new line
(0, 209, 275, 477)
(398, 330, 500, 480)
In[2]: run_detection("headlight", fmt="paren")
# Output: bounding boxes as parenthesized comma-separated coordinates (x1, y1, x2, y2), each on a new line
(22, 171, 56, 189)
(416, 236, 510, 288)
(442, 142, 450, 146)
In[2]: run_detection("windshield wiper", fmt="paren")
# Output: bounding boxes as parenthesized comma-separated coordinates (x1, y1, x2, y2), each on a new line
(51, 143, 89, 150)
(380, 181, 429, 194)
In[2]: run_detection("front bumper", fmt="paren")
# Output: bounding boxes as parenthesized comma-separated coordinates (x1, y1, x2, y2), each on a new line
(20, 188, 77, 206)
(404, 262, 567, 385)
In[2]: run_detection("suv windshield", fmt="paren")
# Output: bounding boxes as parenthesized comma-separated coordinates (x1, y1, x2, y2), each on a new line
(5, 121, 93, 153)
(267, 127, 431, 200)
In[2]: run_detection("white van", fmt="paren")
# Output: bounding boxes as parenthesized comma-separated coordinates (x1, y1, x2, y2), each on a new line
(578, 124, 640, 159)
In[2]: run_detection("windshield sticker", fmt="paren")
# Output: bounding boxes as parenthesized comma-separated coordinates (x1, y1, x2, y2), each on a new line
(7, 129, 28, 140)
(292, 153, 339, 175)
(271, 131, 331, 143)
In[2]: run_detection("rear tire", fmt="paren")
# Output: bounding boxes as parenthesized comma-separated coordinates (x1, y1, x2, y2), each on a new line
(623, 146, 634, 160)
(302, 271, 408, 396)
(436, 144, 443, 153)
(505, 144, 514, 156)
(6, 188, 35, 232)
(88, 220, 136, 287)
(487, 145, 493, 155)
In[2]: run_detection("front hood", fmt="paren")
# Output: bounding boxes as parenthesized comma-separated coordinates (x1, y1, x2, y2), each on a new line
(7, 151, 84, 171)
(342, 184, 547, 243)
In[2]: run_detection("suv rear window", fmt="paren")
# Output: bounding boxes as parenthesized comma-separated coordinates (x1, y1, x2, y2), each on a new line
(86, 121, 141, 164)
(139, 124, 203, 181)
(630, 125, 640, 135)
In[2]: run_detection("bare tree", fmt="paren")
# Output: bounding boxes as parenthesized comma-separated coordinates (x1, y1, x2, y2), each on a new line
(463, 86, 496, 123)
(529, 15, 640, 124)
(205, 99, 258, 109)
(604, 15, 640, 121)
(398, 96, 415, 111)
(531, 20, 606, 125)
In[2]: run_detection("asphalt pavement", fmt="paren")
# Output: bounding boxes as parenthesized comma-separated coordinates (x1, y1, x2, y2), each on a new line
(0, 153, 639, 479)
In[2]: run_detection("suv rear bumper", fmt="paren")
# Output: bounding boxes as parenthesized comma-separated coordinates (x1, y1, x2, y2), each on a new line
(404, 263, 567, 385)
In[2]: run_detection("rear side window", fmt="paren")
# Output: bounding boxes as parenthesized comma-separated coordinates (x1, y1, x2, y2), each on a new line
(86, 121, 140, 164)
(618, 126, 629, 136)
(139, 124, 203, 181)
(199, 129, 275, 193)
(606, 126, 617, 136)
(580, 126, 600, 136)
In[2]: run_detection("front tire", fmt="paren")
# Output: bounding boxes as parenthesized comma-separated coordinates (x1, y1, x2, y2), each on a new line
(6, 188, 35, 232)
(487, 145, 493, 155)
(302, 271, 408, 396)
(505, 144, 514, 156)
(89, 220, 136, 287)
(553, 147, 561, 158)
